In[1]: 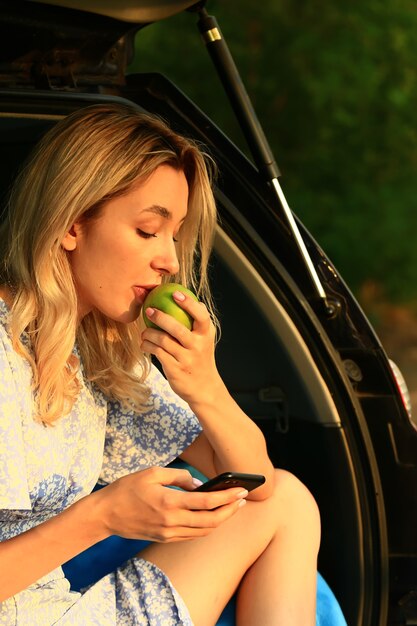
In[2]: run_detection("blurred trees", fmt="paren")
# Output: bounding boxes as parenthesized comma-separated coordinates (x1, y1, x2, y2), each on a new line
(130, 1, 417, 303)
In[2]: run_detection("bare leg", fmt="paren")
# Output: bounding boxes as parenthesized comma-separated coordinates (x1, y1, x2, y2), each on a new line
(140, 469, 321, 626)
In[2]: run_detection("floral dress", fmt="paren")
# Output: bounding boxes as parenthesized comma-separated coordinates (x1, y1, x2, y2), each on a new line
(0, 299, 202, 625)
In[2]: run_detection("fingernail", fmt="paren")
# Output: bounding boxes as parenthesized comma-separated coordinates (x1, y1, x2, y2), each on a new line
(146, 307, 155, 317)
(192, 477, 203, 488)
(173, 291, 186, 301)
(237, 490, 248, 499)
(238, 499, 247, 508)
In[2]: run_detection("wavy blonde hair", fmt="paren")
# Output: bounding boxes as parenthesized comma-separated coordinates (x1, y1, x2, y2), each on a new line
(0, 103, 218, 425)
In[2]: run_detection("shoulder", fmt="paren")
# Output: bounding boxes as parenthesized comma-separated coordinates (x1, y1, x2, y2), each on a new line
(0, 300, 22, 411)
(0, 297, 30, 384)
(0, 286, 13, 306)
(0, 297, 12, 351)
(0, 289, 13, 342)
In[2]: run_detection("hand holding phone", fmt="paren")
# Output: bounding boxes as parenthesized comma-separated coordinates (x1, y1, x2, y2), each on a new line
(195, 472, 265, 493)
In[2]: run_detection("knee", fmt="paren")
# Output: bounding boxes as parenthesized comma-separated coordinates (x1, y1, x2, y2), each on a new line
(272, 469, 321, 544)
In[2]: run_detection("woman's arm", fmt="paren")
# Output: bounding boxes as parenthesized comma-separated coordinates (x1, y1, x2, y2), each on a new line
(179, 385, 274, 501)
(0, 466, 247, 602)
(180, 433, 273, 501)
(0, 491, 106, 602)
(141, 292, 275, 500)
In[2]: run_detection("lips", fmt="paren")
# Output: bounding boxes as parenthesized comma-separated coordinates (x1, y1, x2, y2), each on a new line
(133, 284, 159, 305)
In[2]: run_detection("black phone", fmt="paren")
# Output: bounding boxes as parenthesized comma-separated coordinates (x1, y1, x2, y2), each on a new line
(195, 472, 265, 493)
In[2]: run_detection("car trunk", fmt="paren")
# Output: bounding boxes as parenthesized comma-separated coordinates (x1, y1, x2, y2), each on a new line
(0, 85, 385, 626)
(0, 2, 416, 624)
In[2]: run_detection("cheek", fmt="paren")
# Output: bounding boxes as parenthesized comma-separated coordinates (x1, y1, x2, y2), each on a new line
(73, 227, 145, 287)
(68, 241, 109, 293)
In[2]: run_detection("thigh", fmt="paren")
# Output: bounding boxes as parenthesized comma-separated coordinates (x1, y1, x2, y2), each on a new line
(139, 469, 316, 626)
(140, 499, 272, 626)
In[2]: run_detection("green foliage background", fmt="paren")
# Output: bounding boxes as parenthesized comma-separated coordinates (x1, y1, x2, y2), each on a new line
(130, 1, 417, 304)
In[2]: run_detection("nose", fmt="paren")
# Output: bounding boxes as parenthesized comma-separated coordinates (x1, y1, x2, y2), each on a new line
(151, 239, 180, 277)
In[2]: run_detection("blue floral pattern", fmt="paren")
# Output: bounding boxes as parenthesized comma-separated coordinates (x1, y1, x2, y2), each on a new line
(0, 300, 201, 625)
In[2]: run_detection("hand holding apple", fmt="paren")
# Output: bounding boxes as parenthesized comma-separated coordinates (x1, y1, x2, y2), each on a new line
(142, 283, 198, 330)
(140, 282, 223, 406)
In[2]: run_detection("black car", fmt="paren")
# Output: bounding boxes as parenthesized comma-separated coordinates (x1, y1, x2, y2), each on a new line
(0, 1, 416, 624)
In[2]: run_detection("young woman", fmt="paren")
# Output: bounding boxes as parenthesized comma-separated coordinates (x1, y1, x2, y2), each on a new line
(0, 104, 320, 625)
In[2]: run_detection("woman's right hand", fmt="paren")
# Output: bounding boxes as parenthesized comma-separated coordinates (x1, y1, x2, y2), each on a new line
(92, 467, 247, 543)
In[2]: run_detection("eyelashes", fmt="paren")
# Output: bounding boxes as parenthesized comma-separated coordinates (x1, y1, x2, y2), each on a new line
(137, 229, 179, 243)
(137, 229, 157, 239)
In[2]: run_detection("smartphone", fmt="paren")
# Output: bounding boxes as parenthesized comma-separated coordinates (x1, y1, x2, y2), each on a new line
(195, 472, 265, 493)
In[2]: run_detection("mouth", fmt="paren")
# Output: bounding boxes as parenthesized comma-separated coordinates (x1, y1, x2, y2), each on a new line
(133, 284, 159, 305)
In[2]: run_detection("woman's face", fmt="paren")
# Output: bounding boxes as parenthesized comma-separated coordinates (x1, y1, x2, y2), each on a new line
(62, 165, 189, 323)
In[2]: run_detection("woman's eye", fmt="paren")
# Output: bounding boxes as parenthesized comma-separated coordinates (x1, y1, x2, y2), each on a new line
(137, 229, 157, 239)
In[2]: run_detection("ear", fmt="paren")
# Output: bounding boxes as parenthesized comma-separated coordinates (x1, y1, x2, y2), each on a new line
(61, 223, 81, 251)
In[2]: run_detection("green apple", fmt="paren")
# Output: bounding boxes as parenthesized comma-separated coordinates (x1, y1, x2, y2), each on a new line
(142, 283, 198, 330)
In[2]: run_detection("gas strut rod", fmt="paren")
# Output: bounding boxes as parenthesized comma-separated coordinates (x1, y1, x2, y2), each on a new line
(196, 6, 279, 182)
(194, 5, 336, 317)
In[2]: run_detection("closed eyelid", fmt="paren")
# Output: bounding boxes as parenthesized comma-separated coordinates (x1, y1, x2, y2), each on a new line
(136, 209, 186, 242)
(136, 228, 180, 243)
(137, 229, 157, 239)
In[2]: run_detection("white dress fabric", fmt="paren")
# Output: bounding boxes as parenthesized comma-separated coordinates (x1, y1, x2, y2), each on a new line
(0, 299, 202, 625)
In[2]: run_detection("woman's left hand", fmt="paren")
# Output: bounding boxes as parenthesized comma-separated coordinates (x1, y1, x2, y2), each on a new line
(140, 290, 223, 405)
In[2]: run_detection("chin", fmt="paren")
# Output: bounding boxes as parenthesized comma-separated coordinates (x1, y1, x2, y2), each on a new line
(115, 304, 142, 325)
(95, 300, 141, 325)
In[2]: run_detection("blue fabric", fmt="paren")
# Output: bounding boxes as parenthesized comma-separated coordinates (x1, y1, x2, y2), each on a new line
(63, 537, 347, 626)
(316, 573, 348, 626)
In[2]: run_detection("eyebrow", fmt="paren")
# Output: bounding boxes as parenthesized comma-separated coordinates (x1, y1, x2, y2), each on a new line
(143, 205, 172, 219)
(142, 204, 186, 225)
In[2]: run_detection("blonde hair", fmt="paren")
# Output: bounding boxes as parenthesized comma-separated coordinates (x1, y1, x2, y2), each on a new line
(0, 103, 218, 425)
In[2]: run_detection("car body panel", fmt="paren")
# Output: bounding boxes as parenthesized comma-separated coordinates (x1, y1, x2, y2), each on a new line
(31, 0, 199, 23)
